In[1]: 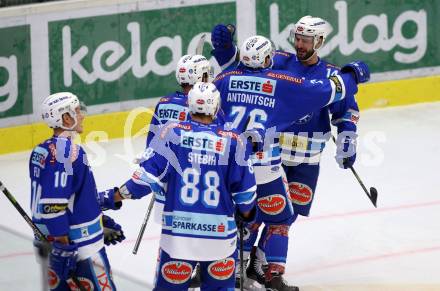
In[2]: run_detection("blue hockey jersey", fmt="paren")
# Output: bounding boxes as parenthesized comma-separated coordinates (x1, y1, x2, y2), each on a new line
(213, 66, 358, 169)
(145, 91, 226, 222)
(29, 136, 104, 260)
(130, 120, 257, 261)
(273, 51, 359, 164)
(146, 92, 189, 147)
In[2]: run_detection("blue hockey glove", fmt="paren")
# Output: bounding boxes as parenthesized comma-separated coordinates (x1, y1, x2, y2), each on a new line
(98, 187, 122, 211)
(211, 24, 237, 67)
(335, 132, 358, 169)
(341, 61, 370, 84)
(102, 215, 126, 246)
(49, 242, 78, 281)
(211, 24, 235, 49)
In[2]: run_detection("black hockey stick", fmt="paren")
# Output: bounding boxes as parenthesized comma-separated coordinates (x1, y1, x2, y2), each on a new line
(332, 136, 378, 207)
(132, 194, 155, 254)
(0, 180, 86, 291)
(238, 222, 245, 291)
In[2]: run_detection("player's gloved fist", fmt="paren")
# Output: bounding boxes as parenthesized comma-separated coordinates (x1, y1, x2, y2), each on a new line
(211, 24, 235, 49)
(335, 132, 358, 169)
(211, 24, 237, 67)
(103, 215, 126, 246)
(49, 241, 78, 281)
(33, 239, 52, 258)
(98, 187, 122, 211)
(235, 207, 257, 230)
(341, 61, 370, 84)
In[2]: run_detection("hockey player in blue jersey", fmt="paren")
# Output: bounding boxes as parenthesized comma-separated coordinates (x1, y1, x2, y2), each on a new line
(30, 92, 125, 290)
(140, 54, 214, 226)
(213, 35, 369, 290)
(118, 82, 257, 290)
(211, 18, 361, 289)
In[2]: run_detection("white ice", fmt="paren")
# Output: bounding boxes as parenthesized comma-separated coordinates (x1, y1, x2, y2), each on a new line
(1, 102, 440, 291)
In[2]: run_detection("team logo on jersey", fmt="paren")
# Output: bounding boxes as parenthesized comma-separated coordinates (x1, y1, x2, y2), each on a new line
(157, 104, 188, 122)
(229, 76, 277, 96)
(289, 182, 313, 205)
(41, 203, 68, 214)
(161, 261, 193, 284)
(31, 146, 48, 168)
(257, 194, 286, 215)
(48, 269, 60, 289)
(181, 131, 227, 154)
(67, 277, 94, 291)
(208, 258, 235, 280)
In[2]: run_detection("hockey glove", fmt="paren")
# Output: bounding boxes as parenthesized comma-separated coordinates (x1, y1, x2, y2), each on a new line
(341, 61, 370, 84)
(103, 215, 126, 246)
(235, 207, 258, 231)
(211, 24, 237, 67)
(335, 132, 358, 169)
(33, 239, 52, 260)
(98, 187, 122, 211)
(211, 24, 235, 49)
(49, 241, 78, 281)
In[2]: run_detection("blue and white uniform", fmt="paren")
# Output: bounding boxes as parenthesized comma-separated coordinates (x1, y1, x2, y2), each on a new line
(273, 51, 359, 216)
(29, 136, 116, 291)
(145, 92, 226, 223)
(127, 119, 256, 290)
(213, 65, 357, 267)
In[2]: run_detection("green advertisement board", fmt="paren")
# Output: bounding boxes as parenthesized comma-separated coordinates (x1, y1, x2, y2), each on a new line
(0, 25, 32, 118)
(1, 0, 440, 126)
(256, 0, 439, 73)
(48, 2, 235, 107)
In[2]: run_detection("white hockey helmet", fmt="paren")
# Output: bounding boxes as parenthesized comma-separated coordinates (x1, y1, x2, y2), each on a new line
(175, 54, 211, 85)
(41, 92, 81, 130)
(240, 35, 274, 69)
(291, 15, 330, 50)
(188, 82, 220, 117)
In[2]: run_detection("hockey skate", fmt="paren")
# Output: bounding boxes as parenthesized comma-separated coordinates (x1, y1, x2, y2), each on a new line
(245, 246, 266, 286)
(264, 264, 299, 291)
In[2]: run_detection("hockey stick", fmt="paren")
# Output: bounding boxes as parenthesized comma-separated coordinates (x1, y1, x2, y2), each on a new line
(0, 180, 86, 291)
(195, 33, 206, 55)
(331, 136, 378, 207)
(238, 222, 245, 291)
(132, 194, 155, 254)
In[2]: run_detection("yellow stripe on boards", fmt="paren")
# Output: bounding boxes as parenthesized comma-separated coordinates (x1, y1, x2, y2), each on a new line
(0, 108, 153, 155)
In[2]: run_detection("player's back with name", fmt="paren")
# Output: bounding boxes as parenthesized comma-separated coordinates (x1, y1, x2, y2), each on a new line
(214, 65, 354, 132)
(164, 119, 245, 169)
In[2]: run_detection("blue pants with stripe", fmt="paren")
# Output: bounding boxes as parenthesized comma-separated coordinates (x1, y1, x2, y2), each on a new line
(242, 176, 298, 266)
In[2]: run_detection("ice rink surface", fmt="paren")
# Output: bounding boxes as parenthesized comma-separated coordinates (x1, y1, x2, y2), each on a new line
(1, 102, 440, 291)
